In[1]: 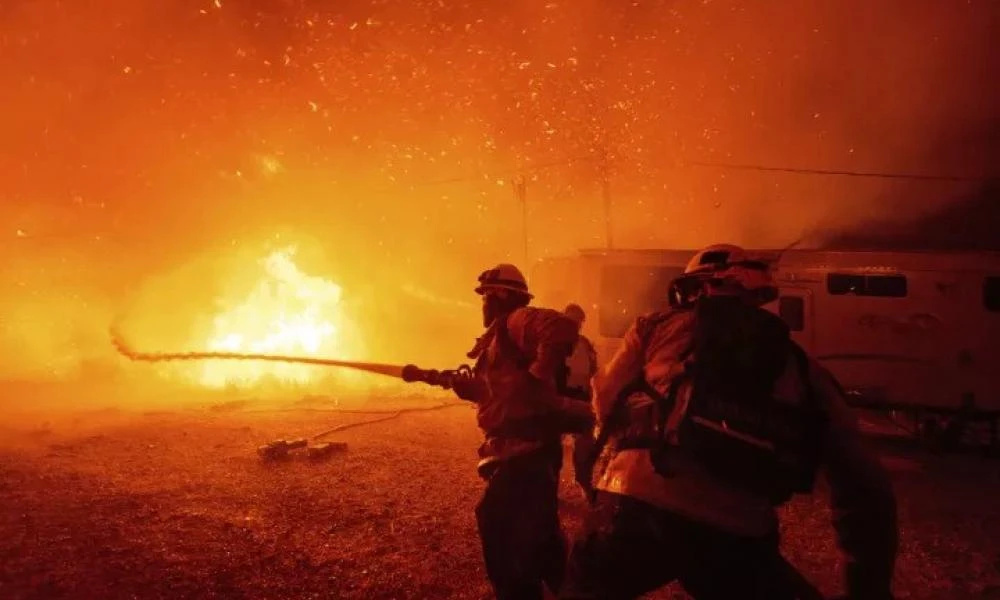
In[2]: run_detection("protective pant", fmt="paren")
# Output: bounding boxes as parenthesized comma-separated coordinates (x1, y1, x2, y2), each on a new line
(476, 449, 567, 600)
(560, 492, 811, 600)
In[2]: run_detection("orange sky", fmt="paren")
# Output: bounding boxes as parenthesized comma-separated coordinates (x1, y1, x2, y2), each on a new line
(0, 0, 996, 383)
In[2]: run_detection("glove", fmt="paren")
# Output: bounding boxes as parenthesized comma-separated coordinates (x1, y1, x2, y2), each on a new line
(451, 377, 481, 402)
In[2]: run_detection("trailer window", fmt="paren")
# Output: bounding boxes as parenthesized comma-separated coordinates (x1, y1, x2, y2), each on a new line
(985, 277, 1000, 312)
(598, 265, 685, 338)
(827, 273, 907, 297)
(778, 296, 805, 331)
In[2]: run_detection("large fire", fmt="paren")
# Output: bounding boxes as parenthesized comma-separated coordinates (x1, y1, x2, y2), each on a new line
(196, 246, 353, 388)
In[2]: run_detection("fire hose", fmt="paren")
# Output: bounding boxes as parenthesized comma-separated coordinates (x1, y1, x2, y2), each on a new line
(109, 327, 475, 458)
(109, 326, 475, 389)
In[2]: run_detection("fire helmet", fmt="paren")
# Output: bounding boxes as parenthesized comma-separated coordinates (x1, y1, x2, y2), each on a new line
(674, 244, 778, 306)
(475, 263, 533, 299)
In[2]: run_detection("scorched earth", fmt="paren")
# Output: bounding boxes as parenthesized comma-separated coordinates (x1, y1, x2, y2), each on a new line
(1, 385, 999, 600)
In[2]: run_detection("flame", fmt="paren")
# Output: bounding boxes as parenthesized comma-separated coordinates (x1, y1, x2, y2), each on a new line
(197, 246, 352, 388)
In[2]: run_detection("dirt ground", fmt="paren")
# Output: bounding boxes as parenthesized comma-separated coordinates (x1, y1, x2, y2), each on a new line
(1, 383, 999, 600)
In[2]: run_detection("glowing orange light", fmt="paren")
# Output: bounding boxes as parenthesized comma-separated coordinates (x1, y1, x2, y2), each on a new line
(197, 246, 352, 388)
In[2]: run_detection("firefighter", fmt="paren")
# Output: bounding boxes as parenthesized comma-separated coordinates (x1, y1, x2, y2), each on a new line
(450, 263, 595, 600)
(562, 303, 599, 396)
(560, 245, 898, 600)
(562, 303, 601, 497)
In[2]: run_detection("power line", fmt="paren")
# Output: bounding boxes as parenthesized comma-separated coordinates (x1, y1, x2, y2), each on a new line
(688, 160, 990, 182)
(414, 156, 991, 187)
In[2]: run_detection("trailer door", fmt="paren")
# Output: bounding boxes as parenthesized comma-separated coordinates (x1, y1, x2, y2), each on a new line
(769, 287, 815, 353)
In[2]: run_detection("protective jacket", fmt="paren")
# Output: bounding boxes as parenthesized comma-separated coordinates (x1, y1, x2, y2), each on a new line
(467, 306, 594, 471)
(592, 308, 898, 597)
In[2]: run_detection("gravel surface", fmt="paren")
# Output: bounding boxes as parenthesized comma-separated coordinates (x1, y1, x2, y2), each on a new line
(1, 388, 999, 600)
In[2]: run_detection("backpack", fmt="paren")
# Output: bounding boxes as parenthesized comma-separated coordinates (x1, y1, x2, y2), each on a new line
(483, 313, 594, 439)
(630, 296, 829, 505)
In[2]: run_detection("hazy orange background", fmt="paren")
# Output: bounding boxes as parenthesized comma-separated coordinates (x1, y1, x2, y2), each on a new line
(0, 0, 996, 387)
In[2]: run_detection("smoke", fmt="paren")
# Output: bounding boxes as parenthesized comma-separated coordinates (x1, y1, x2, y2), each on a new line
(0, 0, 996, 381)
(0, 236, 119, 380)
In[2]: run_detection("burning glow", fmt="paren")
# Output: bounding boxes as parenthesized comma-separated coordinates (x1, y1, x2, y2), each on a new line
(198, 246, 351, 388)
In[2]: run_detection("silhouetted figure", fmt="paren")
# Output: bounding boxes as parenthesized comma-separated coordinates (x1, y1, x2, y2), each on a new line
(562, 245, 898, 600)
(562, 302, 600, 497)
(450, 264, 594, 600)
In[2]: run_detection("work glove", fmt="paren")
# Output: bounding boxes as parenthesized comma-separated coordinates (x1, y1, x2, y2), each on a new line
(451, 377, 483, 402)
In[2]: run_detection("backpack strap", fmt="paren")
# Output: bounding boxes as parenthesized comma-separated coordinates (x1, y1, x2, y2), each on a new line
(636, 311, 695, 434)
(492, 313, 532, 370)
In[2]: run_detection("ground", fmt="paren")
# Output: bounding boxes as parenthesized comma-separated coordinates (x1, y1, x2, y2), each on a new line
(1, 382, 999, 600)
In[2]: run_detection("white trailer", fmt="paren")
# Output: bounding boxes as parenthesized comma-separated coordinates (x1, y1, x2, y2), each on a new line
(530, 248, 1000, 448)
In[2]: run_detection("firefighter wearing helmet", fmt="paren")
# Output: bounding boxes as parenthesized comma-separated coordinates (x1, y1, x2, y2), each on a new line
(560, 245, 898, 600)
(450, 263, 594, 600)
(668, 243, 779, 309)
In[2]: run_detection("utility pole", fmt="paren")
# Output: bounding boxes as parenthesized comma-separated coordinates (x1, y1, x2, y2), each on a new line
(512, 174, 529, 264)
(600, 148, 614, 249)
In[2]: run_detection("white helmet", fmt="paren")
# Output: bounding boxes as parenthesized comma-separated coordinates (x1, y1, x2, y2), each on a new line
(475, 263, 533, 299)
(681, 244, 777, 305)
